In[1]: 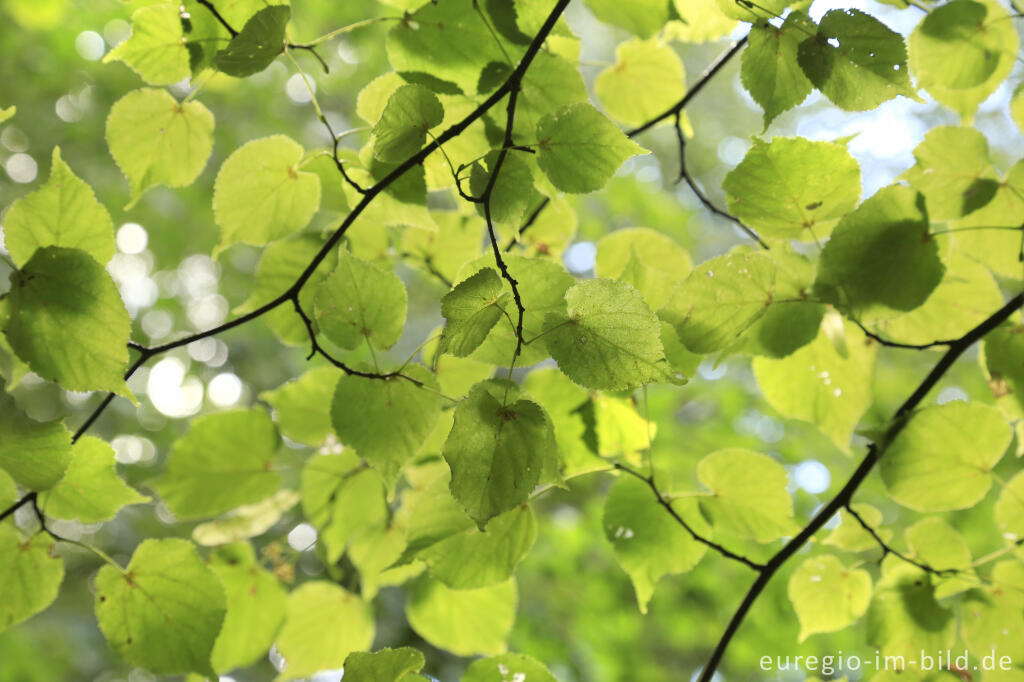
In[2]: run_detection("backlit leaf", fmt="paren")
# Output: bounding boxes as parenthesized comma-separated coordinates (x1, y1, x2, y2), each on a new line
(40, 436, 148, 523)
(788, 554, 871, 641)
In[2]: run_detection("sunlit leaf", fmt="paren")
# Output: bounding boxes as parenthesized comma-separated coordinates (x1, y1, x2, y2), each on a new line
(788, 554, 871, 641)
(405, 576, 516, 657)
(0, 527, 63, 632)
(40, 436, 148, 523)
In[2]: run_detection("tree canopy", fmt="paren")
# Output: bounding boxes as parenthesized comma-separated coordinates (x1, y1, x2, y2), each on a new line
(1, 0, 1024, 680)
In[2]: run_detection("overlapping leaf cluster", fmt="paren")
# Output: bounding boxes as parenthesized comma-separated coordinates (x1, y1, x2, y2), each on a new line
(1, 0, 1024, 680)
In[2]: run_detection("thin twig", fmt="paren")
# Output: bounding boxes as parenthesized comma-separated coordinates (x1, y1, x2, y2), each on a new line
(843, 504, 957, 577)
(852, 318, 956, 351)
(0, 492, 35, 524)
(613, 463, 765, 571)
(697, 291, 1024, 682)
(504, 196, 551, 251)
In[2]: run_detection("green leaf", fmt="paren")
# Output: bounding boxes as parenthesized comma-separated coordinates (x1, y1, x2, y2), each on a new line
(260, 366, 338, 446)
(797, 9, 916, 111)
(901, 126, 998, 221)
(909, 0, 1019, 120)
(468, 151, 534, 226)
(722, 136, 861, 239)
(212, 135, 321, 254)
(300, 453, 387, 563)
(440, 268, 510, 358)
(401, 211, 484, 285)
(514, 51, 589, 139)
(235, 235, 336, 346)
(995, 470, 1024, 542)
(594, 227, 692, 311)
(331, 365, 441, 486)
(880, 401, 1010, 511)
(386, 0, 513, 94)
(660, 250, 777, 354)
(814, 184, 943, 320)
(543, 278, 680, 390)
(106, 88, 214, 208)
(103, 3, 191, 85)
(595, 38, 685, 128)
(669, 1, 736, 43)
(866, 556, 955, 658)
(0, 469, 15, 510)
(824, 503, 892, 552)
(741, 14, 815, 128)
(419, 505, 537, 589)
(213, 5, 289, 77)
(904, 517, 975, 598)
(3, 147, 114, 267)
(0, 392, 71, 491)
(208, 543, 287, 674)
(4, 246, 131, 396)
(462, 653, 558, 682)
(962, 586, 1024, 665)
(715, 0, 790, 22)
(315, 249, 407, 351)
(584, 0, 669, 37)
(343, 647, 425, 682)
(753, 320, 876, 452)
(395, 460, 476, 558)
(94, 538, 226, 676)
(274, 581, 375, 680)
(153, 408, 281, 520)
(405, 576, 516, 657)
(536, 103, 647, 194)
(372, 83, 444, 162)
(788, 554, 871, 641)
(0, 105, 14, 124)
(192, 490, 300, 546)
(0, 527, 63, 631)
(696, 448, 795, 542)
(603, 477, 708, 613)
(443, 382, 556, 526)
(39, 436, 148, 523)
(950, 159, 1024, 279)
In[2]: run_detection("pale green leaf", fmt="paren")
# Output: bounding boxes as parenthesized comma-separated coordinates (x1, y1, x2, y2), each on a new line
(716, 0, 790, 22)
(103, 3, 191, 85)
(468, 152, 534, 226)
(440, 268, 509, 357)
(0, 527, 63, 631)
(595, 227, 692, 311)
(910, 0, 1019, 120)
(331, 365, 441, 486)
(315, 249, 407, 351)
(400, 211, 484, 285)
(443, 382, 556, 526)
(405, 576, 516, 657)
(514, 51, 588, 140)
(901, 126, 998, 221)
(395, 460, 476, 559)
(741, 14, 815, 128)
(372, 83, 444, 162)
(0, 469, 15, 509)
(1012, 84, 1024, 135)
(667, 1, 736, 43)
(192, 490, 300, 546)
(106, 88, 214, 207)
(536, 103, 647, 194)
(962, 586, 1024, 665)
(522, 368, 605, 478)
(212, 135, 321, 253)
(274, 581, 375, 680)
(905, 517, 976, 598)
(419, 505, 536, 589)
(880, 401, 1010, 511)
(603, 477, 707, 613)
(788, 554, 871, 641)
(348, 524, 408, 599)
(153, 408, 281, 520)
(585, 0, 669, 37)
(40, 436, 148, 523)
(213, 5, 289, 77)
(300, 453, 387, 563)
(814, 184, 943, 320)
(866, 556, 955, 659)
(753, 320, 876, 452)
(543, 278, 680, 390)
(260, 366, 338, 446)
(462, 654, 558, 682)
(995, 470, 1024, 542)
(94, 538, 227, 676)
(797, 9, 916, 111)
(722, 136, 861, 239)
(343, 647, 425, 682)
(209, 543, 287, 674)
(0, 106, 14, 124)
(697, 448, 795, 542)
(3, 147, 114, 267)
(0, 392, 71, 491)
(950, 159, 1024, 279)
(4, 246, 131, 396)
(595, 38, 685, 128)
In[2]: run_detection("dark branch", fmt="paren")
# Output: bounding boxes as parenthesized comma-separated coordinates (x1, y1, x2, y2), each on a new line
(843, 504, 957, 577)
(613, 462, 765, 571)
(852, 318, 956, 351)
(697, 291, 1024, 682)
(195, 0, 238, 37)
(0, 492, 34, 524)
